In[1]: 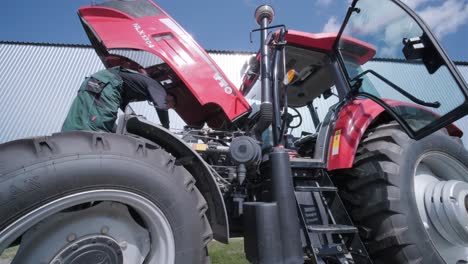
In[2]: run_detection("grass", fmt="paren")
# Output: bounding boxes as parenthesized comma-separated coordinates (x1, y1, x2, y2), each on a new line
(0, 246, 17, 261)
(1, 241, 248, 264)
(208, 238, 249, 264)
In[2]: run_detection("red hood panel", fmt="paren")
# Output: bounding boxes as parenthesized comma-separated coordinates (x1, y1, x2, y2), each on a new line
(79, 1, 250, 128)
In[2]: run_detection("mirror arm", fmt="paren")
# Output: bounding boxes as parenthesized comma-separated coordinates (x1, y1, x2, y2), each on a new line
(332, 0, 360, 50)
(353, 69, 440, 108)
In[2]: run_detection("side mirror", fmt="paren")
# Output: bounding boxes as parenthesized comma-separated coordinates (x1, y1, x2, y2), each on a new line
(402, 34, 444, 74)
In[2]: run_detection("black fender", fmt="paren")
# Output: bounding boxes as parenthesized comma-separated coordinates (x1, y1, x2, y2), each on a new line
(122, 115, 229, 243)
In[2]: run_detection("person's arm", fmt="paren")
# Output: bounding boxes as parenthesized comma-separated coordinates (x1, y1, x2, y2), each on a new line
(156, 108, 170, 129)
(146, 80, 171, 129)
(119, 68, 171, 128)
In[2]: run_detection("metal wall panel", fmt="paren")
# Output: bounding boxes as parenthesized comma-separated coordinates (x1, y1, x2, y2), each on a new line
(0, 43, 105, 142)
(0, 42, 252, 143)
(1, 42, 467, 146)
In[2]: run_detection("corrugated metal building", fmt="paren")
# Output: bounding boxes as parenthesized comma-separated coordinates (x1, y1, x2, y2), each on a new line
(0, 42, 253, 142)
(1, 41, 468, 144)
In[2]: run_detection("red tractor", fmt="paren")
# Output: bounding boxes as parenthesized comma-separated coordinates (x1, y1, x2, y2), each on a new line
(1, 0, 468, 263)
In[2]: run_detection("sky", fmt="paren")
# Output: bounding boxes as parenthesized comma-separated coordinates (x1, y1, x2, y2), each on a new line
(1, 0, 467, 61)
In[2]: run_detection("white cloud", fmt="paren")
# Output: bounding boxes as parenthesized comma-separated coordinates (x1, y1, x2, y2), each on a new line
(322, 16, 341, 32)
(417, 0, 468, 38)
(380, 47, 396, 57)
(401, 0, 429, 9)
(316, 0, 333, 6)
(325, 0, 467, 58)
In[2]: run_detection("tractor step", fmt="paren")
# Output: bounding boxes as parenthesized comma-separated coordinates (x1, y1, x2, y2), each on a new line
(307, 224, 358, 234)
(292, 168, 373, 264)
(290, 157, 324, 168)
(296, 186, 337, 192)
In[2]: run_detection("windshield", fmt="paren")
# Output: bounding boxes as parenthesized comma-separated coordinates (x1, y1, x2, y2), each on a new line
(338, 0, 466, 134)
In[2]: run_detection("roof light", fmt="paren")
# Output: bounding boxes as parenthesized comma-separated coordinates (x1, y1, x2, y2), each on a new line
(254, 5, 275, 26)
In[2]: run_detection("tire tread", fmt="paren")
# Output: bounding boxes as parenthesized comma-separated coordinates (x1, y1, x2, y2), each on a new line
(0, 131, 213, 264)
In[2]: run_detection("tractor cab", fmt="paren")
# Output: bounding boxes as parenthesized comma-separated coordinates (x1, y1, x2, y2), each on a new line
(241, 0, 468, 159)
(240, 30, 375, 134)
(240, 31, 376, 154)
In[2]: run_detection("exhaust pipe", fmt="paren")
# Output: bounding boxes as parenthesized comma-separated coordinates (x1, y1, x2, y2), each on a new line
(252, 5, 275, 139)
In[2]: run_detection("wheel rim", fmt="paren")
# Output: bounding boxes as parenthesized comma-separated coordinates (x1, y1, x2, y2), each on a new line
(0, 189, 175, 264)
(414, 152, 468, 264)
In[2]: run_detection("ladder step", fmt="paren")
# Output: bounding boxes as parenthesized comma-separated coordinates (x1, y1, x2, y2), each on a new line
(307, 225, 358, 234)
(295, 186, 337, 192)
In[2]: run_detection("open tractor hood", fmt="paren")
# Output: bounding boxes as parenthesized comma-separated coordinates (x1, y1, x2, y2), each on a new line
(78, 0, 251, 129)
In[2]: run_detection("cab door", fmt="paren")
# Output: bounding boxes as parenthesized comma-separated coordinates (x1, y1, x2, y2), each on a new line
(335, 0, 468, 139)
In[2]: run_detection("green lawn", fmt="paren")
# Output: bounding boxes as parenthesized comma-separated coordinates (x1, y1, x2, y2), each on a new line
(0, 246, 17, 264)
(209, 238, 249, 264)
(1, 241, 249, 264)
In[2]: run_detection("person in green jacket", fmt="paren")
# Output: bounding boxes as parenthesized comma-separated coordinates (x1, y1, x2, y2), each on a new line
(62, 65, 176, 132)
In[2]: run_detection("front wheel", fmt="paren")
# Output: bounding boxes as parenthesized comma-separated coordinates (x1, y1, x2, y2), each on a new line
(0, 131, 212, 264)
(335, 122, 468, 264)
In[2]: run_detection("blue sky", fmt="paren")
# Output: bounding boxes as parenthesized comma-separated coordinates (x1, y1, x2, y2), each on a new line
(1, 0, 467, 61)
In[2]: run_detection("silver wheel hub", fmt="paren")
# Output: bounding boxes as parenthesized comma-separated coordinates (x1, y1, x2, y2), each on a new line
(50, 235, 124, 264)
(424, 180, 468, 246)
(11, 202, 149, 264)
(0, 190, 176, 264)
(414, 152, 468, 264)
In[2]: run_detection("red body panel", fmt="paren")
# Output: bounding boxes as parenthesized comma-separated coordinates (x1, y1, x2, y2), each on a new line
(327, 99, 385, 171)
(79, 3, 250, 128)
(327, 99, 463, 171)
(240, 30, 376, 96)
(285, 30, 376, 65)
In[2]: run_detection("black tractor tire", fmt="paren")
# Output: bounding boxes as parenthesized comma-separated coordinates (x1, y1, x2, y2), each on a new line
(334, 122, 468, 264)
(0, 131, 212, 264)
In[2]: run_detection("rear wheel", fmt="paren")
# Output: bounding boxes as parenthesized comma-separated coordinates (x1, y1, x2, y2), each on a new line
(335, 122, 468, 264)
(0, 131, 212, 264)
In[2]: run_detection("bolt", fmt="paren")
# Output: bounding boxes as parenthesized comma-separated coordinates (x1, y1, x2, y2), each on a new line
(67, 233, 77, 242)
(336, 245, 343, 252)
(71, 244, 79, 251)
(96, 253, 104, 261)
(358, 249, 363, 254)
(119, 241, 128, 250)
(101, 226, 109, 235)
